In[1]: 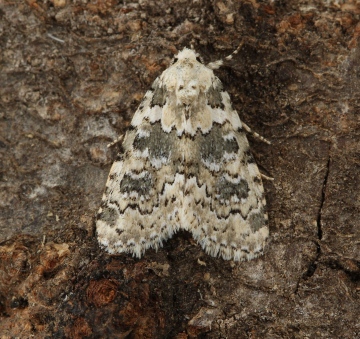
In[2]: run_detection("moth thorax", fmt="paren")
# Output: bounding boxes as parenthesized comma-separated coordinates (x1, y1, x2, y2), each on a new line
(176, 79, 200, 105)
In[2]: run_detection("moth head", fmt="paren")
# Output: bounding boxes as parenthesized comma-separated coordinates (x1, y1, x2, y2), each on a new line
(173, 48, 203, 64)
(165, 48, 213, 104)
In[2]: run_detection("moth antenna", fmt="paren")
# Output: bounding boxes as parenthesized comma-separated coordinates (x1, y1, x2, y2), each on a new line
(107, 134, 124, 148)
(242, 122, 271, 145)
(207, 41, 244, 70)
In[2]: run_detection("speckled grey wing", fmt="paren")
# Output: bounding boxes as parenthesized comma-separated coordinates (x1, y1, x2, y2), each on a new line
(96, 80, 184, 257)
(181, 84, 269, 261)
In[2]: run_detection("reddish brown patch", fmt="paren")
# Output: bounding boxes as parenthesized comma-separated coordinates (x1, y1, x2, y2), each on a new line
(65, 318, 92, 339)
(86, 279, 118, 307)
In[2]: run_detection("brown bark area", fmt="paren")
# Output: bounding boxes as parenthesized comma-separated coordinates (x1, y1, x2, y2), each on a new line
(0, 0, 359, 338)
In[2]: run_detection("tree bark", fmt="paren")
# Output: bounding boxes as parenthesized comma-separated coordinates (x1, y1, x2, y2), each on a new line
(0, 1, 359, 338)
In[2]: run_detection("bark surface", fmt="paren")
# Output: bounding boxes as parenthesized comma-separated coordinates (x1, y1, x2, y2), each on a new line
(0, 1, 359, 338)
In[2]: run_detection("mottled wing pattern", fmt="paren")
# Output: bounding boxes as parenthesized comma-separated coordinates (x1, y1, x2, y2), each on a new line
(96, 80, 185, 257)
(96, 48, 269, 261)
(182, 79, 268, 261)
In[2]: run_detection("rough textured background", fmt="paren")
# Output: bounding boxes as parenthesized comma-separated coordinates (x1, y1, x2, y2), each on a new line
(0, 0, 359, 338)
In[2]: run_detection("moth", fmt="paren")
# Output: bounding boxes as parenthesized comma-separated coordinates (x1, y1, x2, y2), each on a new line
(96, 47, 269, 261)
